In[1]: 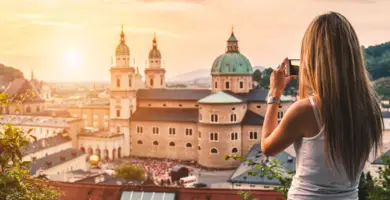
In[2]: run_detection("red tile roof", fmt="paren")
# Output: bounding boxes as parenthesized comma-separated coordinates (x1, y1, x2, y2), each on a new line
(51, 181, 285, 200)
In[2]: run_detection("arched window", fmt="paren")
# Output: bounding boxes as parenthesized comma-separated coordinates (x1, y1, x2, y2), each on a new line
(26, 106, 31, 113)
(198, 146, 201, 151)
(225, 81, 230, 89)
(137, 140, 143, 144)
(161, 75, 164, 86)
(116, 78, 120, 87)
(232, 148, 238, 153)
(186, 143, 192, 148)
(150, 78, 154, 87)
(210, 148, 218, 154)
(240, 81, 244, 89)
(169, 142, 175, 147)
(230, 114, 237, 122)
(116, 110, 120, 117)
(153, 141, 159, 146)
(215, 82, 218, 89)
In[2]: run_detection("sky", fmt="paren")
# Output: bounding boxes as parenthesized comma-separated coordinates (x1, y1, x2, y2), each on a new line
(0, 0, 389, 82)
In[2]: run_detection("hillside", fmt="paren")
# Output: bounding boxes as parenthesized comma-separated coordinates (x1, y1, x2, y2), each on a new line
(0, 64, 25, 90)
(364, 42, 390, 80)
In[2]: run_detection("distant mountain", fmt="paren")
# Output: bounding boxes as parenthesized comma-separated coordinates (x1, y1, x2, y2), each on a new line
(0, 64, 25, 90)
(168, 65, 266, 84)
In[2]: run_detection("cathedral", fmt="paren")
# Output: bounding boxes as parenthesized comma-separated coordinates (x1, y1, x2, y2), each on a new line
(80, 26, 293, 169)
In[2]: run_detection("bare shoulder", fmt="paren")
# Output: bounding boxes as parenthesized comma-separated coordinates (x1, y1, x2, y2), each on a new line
(285, 98, 314, 117)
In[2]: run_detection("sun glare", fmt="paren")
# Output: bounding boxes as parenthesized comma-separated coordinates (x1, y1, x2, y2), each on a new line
(63, 51, 82, 69)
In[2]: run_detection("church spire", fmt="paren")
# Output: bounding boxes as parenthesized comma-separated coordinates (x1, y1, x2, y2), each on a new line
(120, 24, 125, 43)
(31, 70, 34, 81)
(152, 32, 157, 48)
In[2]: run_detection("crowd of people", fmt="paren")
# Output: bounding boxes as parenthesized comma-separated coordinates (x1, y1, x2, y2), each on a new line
(125, 156, 197, 186)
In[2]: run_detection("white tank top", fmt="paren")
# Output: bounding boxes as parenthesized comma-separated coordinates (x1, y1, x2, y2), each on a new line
(287, 97, 361, 200)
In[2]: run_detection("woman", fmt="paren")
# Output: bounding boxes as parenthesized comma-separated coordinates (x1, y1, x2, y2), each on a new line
(261, 12, 383, 199)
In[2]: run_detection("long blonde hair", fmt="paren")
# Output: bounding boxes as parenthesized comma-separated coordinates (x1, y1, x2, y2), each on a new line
(299, 12, 383, 181)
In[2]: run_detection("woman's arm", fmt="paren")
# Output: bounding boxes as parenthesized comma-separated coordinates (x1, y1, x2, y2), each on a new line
(261, 58, 303, 156)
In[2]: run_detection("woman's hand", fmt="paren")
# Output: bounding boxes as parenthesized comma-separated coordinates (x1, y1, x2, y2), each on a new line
(269, 57, 296, 97)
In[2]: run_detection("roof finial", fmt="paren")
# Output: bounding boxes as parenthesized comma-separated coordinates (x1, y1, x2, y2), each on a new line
(232, 25, 234, 34)
(120, 24, 125, 43)
(152, 32, 157, 47)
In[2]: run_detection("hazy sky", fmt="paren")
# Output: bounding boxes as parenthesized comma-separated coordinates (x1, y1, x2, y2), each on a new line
(0, 0, 389, 82)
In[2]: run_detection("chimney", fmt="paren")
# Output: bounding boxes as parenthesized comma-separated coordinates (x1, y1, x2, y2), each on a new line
(71, 152, 77, 157)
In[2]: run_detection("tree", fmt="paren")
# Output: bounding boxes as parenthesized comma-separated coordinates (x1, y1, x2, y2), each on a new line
(259, 68, 274, 89)
(367, 155, 390, 200)
(114, 163, 146, 183)
(252, 69, 262, 87)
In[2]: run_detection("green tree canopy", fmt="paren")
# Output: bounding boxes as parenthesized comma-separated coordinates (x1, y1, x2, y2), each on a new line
(252, 69, 262, 85)
(114, 163, 146, 183)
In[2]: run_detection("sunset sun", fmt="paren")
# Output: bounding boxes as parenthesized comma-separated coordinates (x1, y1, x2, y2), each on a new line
(62, 51, 82, 69)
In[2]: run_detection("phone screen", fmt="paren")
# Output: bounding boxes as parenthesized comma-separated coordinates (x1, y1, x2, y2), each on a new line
(288, 59, 300, 76)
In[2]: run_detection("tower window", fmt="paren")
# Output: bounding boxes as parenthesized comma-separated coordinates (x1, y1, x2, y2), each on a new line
(128, 75, 132, 87)
(161, 75, 164, 86)
(137, 140, 143, 144)
(116, 78, 120, 87)
(116, 110, 120, 117)
(225, 81, 230, 89)
(137, 126, 143, 133)
(185, 128, 193, 136)
(211, 114, 218, 122)
(169, 142, 175, 147)
(231, 132, 238, 140)
(240, 81, 244, 89)
(169, 127, 176, 135)
(153, 127, 159, 134)
(215, 82, 218, 89)
(230, 114, 237, 122)
(153, 141, 159, 146)
(186, 143, 192, 148)
(210, 132, 218, 141)
(232, 148, 238, 153)
(249, 132, 258, 140)
(150, 78, 154, 86)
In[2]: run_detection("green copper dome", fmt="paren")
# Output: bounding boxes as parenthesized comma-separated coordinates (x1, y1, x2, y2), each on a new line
(211, 30, 253, 75)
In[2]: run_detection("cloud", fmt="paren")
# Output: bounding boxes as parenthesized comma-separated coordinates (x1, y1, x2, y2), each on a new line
(31, 20, 82, 29)
(15, 13, 47, 19)
(313, 0, 377, 3)
(100, 0, 204, 11)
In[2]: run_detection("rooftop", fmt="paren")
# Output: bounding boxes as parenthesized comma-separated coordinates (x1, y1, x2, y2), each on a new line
(0, 115, 79, 128)
(51, 181, 284, 200)
(199, 91, 244, 104)
(130, 108, 199, 123)
(229, 144, 296, 185)
(24, 133, 72, 155)
(29, 148, 86, 175)
(78, 128, 123, 138)
(372, 149, 390, 165)
(137, 89, 211, 101)
(3, 78, 44, 102)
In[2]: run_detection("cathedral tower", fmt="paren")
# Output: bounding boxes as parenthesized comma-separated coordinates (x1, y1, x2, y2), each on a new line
(109, 25, 135, 157)
(145, 33, 166, 89)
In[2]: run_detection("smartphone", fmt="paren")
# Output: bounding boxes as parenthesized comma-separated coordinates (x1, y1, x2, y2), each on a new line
(286, 59, 300, 76)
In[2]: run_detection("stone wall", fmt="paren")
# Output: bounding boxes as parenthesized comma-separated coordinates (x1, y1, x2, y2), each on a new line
(130, 121, 198, 161)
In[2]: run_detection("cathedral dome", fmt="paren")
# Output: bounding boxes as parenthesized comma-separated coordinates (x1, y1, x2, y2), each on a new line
(115, 25, 130, 56)
(148, 33, 161, 59)
(116, 43, 130, 56)
(211, 30, 253, 75)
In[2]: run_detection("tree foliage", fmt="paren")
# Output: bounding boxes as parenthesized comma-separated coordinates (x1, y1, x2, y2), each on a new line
(363, 42, 390, 81)
(252, 69, 262, 86)
(114, 164, 146, 183)
(0, 92, 62, 200)
(367, 155, 390, 200)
